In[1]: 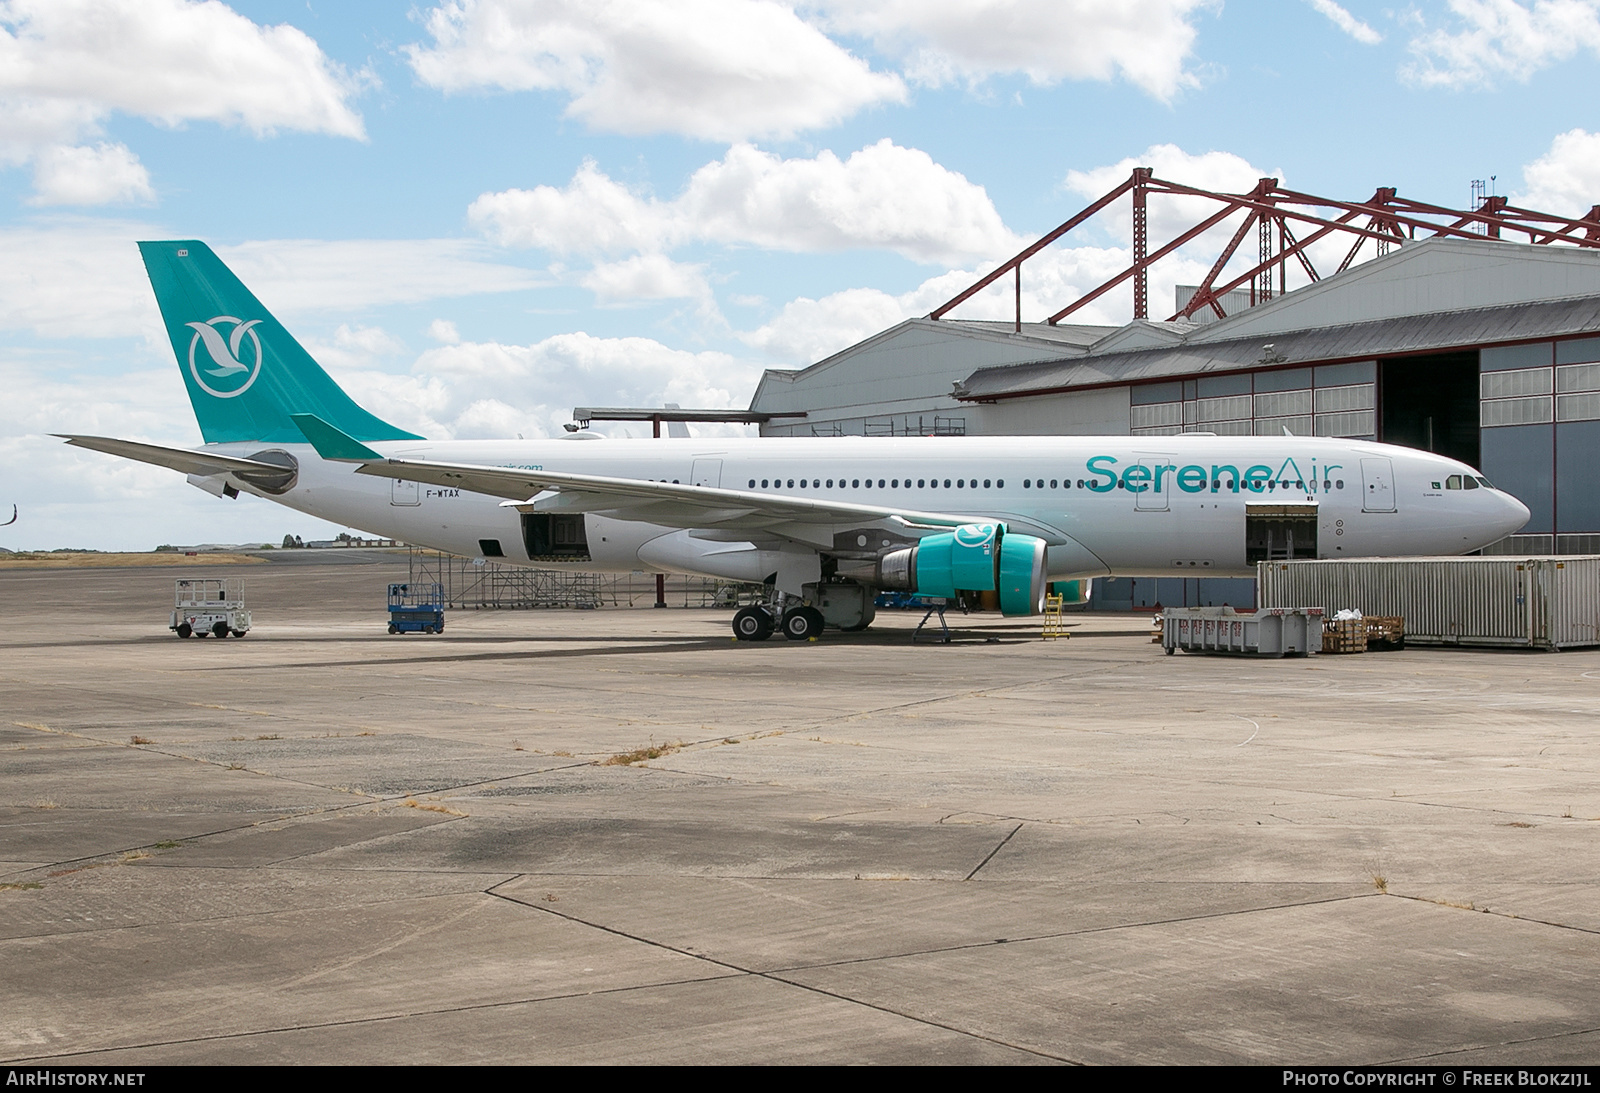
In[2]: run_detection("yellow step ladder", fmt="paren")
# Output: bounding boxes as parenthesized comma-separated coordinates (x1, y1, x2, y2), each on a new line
(1041, 593, 1069, 641)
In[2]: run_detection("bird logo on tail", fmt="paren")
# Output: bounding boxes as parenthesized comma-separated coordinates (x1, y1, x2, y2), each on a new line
(186, 316, 263, 398)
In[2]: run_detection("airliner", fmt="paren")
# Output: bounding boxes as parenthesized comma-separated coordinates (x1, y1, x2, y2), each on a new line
(60, 241, 1529, 641)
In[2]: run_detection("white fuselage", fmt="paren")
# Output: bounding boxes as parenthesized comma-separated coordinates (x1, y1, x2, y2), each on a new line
(212, 434, 1530, 582)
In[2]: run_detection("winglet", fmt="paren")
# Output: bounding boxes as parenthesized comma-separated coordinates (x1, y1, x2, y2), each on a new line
(291, 414, 384, 462)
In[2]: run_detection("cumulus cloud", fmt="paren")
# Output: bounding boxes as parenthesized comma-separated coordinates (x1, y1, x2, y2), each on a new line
(579, 255, 710, 303)
(0, 222, 546, 340)
(409, 333, 761, 438)
(0, 358, 350, 550)
(1404, 0, 1600, 88)
(1517, 127, 1600, 216)
(28, 141, 153, 205)
(472, 140, 1019, 268)
(406, 0, 905, 141)
(737, 142, 1308, 363)
(738, 243, 1158, 365)
(1307, 0, 1383, 44)
(428, 319, 462, 344)
(1063, 144, 1289, 279)
(813, 0, 1213, 101)
(0, 0, 367, 203)
(216, 239, 546, 315)
(1, 321, 769, 549)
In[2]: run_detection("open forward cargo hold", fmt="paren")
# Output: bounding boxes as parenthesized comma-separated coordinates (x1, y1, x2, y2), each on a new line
(1256, 557, 1600, 651)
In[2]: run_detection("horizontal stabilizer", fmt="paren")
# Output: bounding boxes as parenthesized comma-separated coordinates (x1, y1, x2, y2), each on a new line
(290, 414, 383, 462)
(57, 434, 294, 478)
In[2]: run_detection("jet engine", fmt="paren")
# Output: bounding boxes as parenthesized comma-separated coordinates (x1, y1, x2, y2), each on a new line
(1051, 578, 1090, 605)
(867, 522, 1049, 616)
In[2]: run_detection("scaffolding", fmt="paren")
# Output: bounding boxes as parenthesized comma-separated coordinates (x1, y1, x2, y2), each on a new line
(405, 548, 764, 610)
(862, 415, 967, 437)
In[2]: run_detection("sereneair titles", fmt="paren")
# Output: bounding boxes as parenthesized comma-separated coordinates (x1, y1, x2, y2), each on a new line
(1084, 453, 1346, 494)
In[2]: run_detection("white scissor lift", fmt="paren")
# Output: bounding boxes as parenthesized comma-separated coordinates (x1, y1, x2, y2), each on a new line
(172, 577, 251, 639)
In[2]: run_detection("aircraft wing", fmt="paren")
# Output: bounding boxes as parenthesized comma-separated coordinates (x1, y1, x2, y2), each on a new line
(366, 455, 976, 533)
(288, 413, 976, 536)
(56, 434, 298, 479)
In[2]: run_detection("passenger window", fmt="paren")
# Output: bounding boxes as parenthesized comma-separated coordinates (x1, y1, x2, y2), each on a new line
(943, 479, 951, 487)
(748, 479, 755, 488)
(918, 479, 925, 487)
(877, 479, 885, 488)
(761, 479, 769, 488)
(996, 479, 1003, 488)
(984, 479, 992, 488)
(787, 479, 794, 488)
(1023, 479, 1031, 488)
(851, 479, 859, 488)
(956, 479, 964, 488)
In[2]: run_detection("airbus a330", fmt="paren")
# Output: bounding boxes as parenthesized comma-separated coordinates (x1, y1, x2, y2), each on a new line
(61, 241, 1530, 640)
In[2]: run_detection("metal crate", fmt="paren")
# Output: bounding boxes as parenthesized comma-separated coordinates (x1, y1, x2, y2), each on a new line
(1162, 607, 1323, 657)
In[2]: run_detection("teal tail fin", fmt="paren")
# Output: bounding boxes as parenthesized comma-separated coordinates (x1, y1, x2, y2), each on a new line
(139, 240, 422, 445)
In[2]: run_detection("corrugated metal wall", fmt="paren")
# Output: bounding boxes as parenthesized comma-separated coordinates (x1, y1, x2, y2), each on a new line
(1257, 557, 1600, 649)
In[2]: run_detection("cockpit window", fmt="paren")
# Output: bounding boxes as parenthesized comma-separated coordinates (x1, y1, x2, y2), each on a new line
(1446, 475, 1463, 490)
(1463, 476, 1479, 490)
(1476, 476, 1494, 489)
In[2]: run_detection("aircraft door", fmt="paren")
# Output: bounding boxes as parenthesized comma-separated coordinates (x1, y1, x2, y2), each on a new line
(1361, 457, 1396, 513)
(692, 459, 723, 488)
(1134, 455, 1171, 512)
(391, 477, 420, 506)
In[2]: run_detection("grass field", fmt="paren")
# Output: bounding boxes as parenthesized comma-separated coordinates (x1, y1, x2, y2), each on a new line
(0, 552, 268, 569)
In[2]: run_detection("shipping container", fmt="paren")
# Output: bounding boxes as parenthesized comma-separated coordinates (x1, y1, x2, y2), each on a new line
(1257, 557, 1600, 650)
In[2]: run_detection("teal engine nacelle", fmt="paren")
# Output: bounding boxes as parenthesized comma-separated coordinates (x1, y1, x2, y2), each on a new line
(876, 523, 1048, 616)
(1051, 578, 1091, 605)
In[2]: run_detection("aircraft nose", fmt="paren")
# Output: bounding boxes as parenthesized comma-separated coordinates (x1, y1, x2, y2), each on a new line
(1497, 490, 1531, 538)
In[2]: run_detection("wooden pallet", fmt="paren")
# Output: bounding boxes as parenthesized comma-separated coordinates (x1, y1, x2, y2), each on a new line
(1364, 615, 1405, 651)
(1322, 618, 1367, 654)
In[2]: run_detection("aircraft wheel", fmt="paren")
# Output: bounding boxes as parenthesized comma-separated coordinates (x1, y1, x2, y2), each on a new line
(732, 606, 774, 641)
(781, 606, 824, 641)
(175, 623, 192, 639)
(213, 621, 230, 638)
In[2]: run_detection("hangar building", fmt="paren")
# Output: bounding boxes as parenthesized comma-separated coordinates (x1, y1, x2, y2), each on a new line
(748, 176, 1600, 610)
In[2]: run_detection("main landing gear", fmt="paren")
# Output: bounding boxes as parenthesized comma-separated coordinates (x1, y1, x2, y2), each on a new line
(730, 604, 823, 642)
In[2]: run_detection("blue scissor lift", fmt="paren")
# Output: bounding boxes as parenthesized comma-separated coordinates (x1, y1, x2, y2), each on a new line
(387, 582, 445, 634)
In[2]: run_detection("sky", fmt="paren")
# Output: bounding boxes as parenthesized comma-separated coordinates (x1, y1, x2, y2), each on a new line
(4, 0, 1600, 550)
